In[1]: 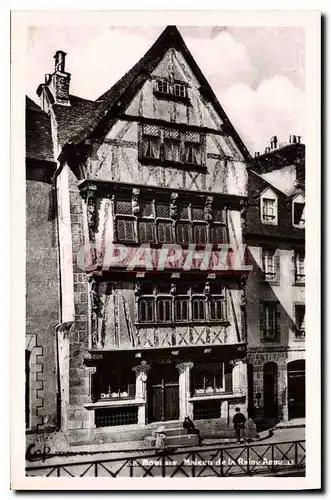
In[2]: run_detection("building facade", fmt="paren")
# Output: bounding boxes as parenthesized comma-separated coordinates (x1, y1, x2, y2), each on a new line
(26, 26, 253, 446)
(244, 136, 305, 423)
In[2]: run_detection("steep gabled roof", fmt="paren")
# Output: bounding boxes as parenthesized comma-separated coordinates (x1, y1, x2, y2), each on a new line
(63, 25, 251, 161)
(26, 96, 55, 163)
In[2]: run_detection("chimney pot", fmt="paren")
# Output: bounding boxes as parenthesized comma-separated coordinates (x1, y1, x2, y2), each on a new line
(54, 50, 67, 73)
(45, 73, 51, 84)
(254, 152, 260, 158)
(270, 135, 278, 150)
(265, 146, 271, 154)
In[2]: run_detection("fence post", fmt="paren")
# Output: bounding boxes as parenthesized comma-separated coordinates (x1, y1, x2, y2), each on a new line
(162, 453, 166, 478)
(191, 452, 195, 477)
(95, 462, 98, 477)
(271, 443, 275, 472)
(220, 448, 224, 477)
(247, 445, 250, 475)
(295, 441, 298, 467)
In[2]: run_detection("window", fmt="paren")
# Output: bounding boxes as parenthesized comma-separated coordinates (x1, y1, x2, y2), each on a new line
(261, 189, 278, 225)
(154, 79, 187, 100)
(260, 302, 280, 341)
(295, 304, 305, 339)
(156, 297, 172, 323)
(96, 367, 136, 401)
(173, 83, 186, 97)
(294, 252, 305, 283)
(192, 296, 206, 321)
(262, 198, 276, 223)
(95, 407, 138, 427)
(139, 125, 204, 167)
(141, 124, 160, 159)
(157, 79, 170, 94)
(262, 248, 279, 282)
(138, 297, 155, 323)
(293, 202, 305, 227)
(174, 297, 189, 322)
(210, 296, 226, 321)
(137, 282, 227, 325)
(113, 195, 228, 245)
(191, 363, 226, 396)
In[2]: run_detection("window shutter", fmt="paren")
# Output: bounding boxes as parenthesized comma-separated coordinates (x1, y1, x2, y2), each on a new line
(274, 252, 280, 284)
(292, 252, 296, 283)
(276, 303, 281, 341)
(260, 303, 266, 340)
(224, 365, 232, 392)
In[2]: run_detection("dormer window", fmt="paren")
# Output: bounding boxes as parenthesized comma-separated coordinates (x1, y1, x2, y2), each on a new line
(292, 194, 305, 227)
(153, 78, 189, 103)
(157, 79, 170, 94)
(173, 83, 186, 97)
(260, 189, 278, 225)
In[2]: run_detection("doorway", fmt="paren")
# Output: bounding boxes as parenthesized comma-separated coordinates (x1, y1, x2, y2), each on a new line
(288, 360, 305, 420)
(263, 362, 278, 418)
(147, 363, 179, 422)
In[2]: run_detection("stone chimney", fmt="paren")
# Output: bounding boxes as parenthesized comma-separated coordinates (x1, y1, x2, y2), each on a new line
(37, 50, 71, 108)
(270, 135, 278, 150)
(289, 134, 301, 144)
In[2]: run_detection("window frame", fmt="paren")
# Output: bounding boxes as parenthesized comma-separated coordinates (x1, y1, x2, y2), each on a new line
(191, 363, 226, 396)
(294, 303, 305, 340)
(294, 251, 305, 284)
(260, 302, 280, 342)
(136, 283, 228, 326)
(260, 189, 278, 225)
(292, 194, 305, 228)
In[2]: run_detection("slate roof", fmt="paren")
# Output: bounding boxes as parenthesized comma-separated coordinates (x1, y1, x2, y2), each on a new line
(25, 96, 54, 163)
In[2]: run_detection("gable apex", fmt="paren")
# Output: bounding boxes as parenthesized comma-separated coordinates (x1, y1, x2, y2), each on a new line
(62, 25, 251, 162)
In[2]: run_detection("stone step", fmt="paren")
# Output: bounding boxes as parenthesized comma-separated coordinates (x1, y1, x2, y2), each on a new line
(151, 427, 188, 437)
(144, 434, 200, 448)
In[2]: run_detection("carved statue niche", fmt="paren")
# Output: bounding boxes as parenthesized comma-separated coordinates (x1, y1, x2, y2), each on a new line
(132, 188, 140, 216)
(135, 281, 142, 296)
(170, 282, 177, 295)
(240, 275, 247, 309)
(170, 192, 178, 220)
(204, 280, 211, 296)
(204, 196, 214, 223)
(88, 277, 99, 347)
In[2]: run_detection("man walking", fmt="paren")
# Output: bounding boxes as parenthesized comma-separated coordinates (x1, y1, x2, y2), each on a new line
(233, 407, 246, 444)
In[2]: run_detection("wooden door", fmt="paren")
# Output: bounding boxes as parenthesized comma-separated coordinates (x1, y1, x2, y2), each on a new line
(148, 364, 179, 422)
(288, 360, 305, 420)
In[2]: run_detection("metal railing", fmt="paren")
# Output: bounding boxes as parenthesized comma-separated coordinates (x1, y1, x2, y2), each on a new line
(26, 439, 305, 477)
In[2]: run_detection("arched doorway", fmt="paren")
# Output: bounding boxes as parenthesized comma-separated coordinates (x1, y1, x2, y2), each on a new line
(288, 360, 305, 420)
(263, 362, 278, 418)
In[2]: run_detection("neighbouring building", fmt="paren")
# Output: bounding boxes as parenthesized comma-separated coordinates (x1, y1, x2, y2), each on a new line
(26, 25, 253, 446)
(244, 135, 305, 423)
(25, 96, 61, 433)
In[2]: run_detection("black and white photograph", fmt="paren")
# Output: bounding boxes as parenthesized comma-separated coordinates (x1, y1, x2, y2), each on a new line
(10, 9, 321, 490)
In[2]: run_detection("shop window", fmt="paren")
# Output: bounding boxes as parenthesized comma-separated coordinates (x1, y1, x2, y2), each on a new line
(97, 367, 136, 401)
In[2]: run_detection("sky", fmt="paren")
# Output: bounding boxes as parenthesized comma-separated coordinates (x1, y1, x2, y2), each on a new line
(26, 26, 305, 154)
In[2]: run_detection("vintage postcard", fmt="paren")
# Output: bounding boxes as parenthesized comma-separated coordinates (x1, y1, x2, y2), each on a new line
(11, 10, 321, 490)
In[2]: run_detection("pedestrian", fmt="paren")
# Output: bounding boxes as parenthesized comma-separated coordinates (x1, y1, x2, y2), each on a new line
(233, 407, 246, 444)
(183, 416, 202, 446)
(155, 426, 167, 450)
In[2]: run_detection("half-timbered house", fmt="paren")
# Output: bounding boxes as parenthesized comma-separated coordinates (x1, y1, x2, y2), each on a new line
(31, 26, 251, 445)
